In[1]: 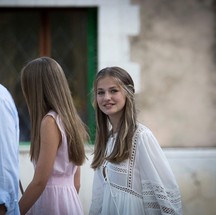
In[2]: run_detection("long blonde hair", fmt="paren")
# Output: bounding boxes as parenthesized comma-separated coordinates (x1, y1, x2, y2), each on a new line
(91, 67, 137, 169)
(21, 57, 88, 165)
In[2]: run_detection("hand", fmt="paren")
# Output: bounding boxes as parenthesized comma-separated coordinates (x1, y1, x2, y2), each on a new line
(0, 204, 7, 215)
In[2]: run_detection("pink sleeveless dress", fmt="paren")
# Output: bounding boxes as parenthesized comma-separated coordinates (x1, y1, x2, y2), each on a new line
(27, 110, 84, 215)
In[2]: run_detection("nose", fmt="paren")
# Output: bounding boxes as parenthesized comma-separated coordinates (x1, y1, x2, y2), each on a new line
(104, 91, 111, 100)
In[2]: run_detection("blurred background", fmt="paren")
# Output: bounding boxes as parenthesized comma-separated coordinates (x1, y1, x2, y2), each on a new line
(0, 0, 216, 214)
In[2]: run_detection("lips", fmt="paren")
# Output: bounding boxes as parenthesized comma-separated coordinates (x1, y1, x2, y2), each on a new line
(104, 103, 114, 108)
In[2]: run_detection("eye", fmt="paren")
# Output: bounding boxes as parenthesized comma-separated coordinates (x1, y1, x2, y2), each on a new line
(110, 89, 118, 94)
(97, 90, 104, 95)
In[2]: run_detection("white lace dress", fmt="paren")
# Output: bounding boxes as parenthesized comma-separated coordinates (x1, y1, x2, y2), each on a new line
(89, 123, 182, 215)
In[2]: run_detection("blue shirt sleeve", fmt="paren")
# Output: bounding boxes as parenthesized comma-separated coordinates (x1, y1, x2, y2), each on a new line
(0, 84, 20, 215)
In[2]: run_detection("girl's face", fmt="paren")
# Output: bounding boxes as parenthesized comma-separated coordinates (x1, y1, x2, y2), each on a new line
(96, 76, 126, 123)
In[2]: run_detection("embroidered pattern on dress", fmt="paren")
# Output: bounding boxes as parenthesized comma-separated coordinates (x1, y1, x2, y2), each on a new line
(110, 182, 143, 199)
(142, 181, 182, 214)
(127, 126, 142, 188)
(109, 164, 127, 174)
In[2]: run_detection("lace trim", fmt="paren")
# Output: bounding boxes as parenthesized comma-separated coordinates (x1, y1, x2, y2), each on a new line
(109, 164, 127, 174)
(110, 182, 143, 199)
(127, 126, 142, 188)
(142, 181, 182, 214)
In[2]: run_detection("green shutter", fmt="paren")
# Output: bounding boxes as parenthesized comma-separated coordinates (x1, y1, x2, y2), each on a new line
(87, 8, 97, 144)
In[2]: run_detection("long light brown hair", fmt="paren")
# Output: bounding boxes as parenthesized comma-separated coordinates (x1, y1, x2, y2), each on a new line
(91, 67, 137, 169)
(21, 57, 88, 165)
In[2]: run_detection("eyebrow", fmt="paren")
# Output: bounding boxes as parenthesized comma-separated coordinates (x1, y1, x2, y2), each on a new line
(97, 86, 119, 90)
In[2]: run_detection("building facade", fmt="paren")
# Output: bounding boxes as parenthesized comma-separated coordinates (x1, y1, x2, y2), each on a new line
(0, 0, 216, 214)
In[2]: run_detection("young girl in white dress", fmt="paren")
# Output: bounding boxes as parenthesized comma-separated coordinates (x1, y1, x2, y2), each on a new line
(89, 67, 182, 215)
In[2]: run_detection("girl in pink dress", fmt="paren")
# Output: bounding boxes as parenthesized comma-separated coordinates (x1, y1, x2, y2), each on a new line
(19, 57, 88, 215)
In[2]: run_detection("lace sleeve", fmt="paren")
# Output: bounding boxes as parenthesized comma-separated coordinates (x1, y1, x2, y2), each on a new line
(142, 180, 182, 214)
(136, 126, 182, 214)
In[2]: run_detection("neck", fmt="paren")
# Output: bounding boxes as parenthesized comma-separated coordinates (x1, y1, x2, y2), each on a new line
(110, 120, 118, 134)
(109, 115, 121, 133)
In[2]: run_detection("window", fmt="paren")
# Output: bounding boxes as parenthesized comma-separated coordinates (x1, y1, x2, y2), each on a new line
(0, 8, 97, 144)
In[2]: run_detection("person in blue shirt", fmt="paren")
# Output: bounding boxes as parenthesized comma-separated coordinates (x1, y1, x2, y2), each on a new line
(0, 84, 20, 215)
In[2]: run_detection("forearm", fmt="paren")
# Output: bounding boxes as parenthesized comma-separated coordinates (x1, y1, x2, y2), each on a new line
(19, 181, 46, 215)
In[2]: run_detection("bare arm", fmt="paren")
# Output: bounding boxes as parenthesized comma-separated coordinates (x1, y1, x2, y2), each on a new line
(19, 116, 61, 215)
(74, 166, 81, 193)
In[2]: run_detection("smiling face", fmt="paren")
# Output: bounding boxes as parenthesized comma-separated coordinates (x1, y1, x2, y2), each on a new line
(96, 76, 126, 127)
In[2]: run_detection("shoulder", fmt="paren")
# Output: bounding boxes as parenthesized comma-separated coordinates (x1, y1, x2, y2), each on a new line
(45, 110, 63, 126)
(41, 114, 57, 129)
(133, 122, 160, 150)
(45, 110, 57, 119)
(135, 122, 154, 138)
(41, 111, 59, 129)
(40, 114, 61, 143)
(0, 85, 18, 122)
(43, 110, 60, 125)
(0, 84, 10, 99)
(42, 110, 64, 135)
(0, 84, 15, 107)
(133, 123, 166, 164)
